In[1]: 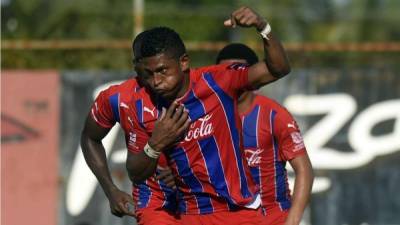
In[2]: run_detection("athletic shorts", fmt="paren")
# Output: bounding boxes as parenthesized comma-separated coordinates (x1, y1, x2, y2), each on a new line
(260, 207, 289, 225)
(181, 208, 263, 225)
(135, 208, 181, 225)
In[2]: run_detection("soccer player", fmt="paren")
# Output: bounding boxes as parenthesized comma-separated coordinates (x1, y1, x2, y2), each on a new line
(81, 31, 181, 225)
(216, 43, 314, 225)
(81, 6, 290, 225)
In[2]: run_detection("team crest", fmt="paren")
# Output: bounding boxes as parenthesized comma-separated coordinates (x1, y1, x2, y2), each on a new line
(290, 132, 303, 144)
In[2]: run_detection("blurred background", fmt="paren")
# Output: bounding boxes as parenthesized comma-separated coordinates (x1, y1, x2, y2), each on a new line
(2, 0, 400, 225)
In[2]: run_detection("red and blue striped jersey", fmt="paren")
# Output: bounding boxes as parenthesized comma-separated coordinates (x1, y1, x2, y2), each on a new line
(90, 78, 178, 212)
(128, 63, 260, 215)
(240, 94, 306, 213)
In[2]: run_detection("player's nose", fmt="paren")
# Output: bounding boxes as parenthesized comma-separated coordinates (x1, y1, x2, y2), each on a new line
(153, 74, 163, 87)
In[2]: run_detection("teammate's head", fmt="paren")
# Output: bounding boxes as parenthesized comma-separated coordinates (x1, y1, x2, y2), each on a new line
(132, 27, 190, 101)
(133, 27, 186, 62)
(216, 43, 258, 66)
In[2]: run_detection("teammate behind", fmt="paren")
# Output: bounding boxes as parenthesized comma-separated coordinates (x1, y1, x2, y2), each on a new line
(216, 43, 314, 225)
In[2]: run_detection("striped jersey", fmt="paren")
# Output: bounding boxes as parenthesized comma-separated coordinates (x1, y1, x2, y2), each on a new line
(240, 94, 306, 213)
(130, 63, 260, 215)
(90, 79, 178, 212)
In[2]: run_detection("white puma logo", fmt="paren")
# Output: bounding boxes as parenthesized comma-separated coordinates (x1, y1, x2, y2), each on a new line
(288, 121, 296, 129)
(128, 116, 134, 126)
(143, 106, 156, 117)
(120, 102, 129, 109)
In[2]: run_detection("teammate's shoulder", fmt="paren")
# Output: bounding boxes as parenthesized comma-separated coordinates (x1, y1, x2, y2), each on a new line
(115, 78, 140, 91)
(104, 78, 139, 95)
(194, 62, 249, 75)
(255, 94, 292, 115)
(193, 64, 220, 74)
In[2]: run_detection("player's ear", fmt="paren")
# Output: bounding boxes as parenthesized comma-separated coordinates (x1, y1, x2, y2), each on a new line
(179, 53, 190, 72)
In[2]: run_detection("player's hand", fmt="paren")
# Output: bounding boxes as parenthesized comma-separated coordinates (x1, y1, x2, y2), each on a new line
(148, 101, 190, 151)
(224, 6, 267, 31)
(156, 167, 177, 190)
(107, 187, 136, 217)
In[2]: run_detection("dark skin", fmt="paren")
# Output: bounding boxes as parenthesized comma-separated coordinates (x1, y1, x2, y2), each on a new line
(81, 116, 135, 217)
(219, 58, 313, 225)
(235, 91, 314, 225)
(80, 6, 290, 218)
(152, 11, 310, 224)
(127, 6, 290, 184)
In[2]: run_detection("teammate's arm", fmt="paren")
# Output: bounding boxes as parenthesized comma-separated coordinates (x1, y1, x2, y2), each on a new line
(81, 115, 135, 217)
(126, 102, 190, 183)
(224, 6, 291, 89)
(275, 111, 314, 225)
(286, 154, 314, 225)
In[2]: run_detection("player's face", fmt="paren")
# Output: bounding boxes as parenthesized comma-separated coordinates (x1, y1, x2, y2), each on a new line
(135, 53, 189, 100)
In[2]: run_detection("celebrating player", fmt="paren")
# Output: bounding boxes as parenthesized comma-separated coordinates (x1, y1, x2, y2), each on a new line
(216, 43, 314, 225)
(81, 31, 181, 225)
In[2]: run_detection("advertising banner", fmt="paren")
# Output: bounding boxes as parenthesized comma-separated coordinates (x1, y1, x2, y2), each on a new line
(1, 71, 60, 225)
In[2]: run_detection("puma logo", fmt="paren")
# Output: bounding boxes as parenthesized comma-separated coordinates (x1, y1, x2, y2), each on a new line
(128, 116, 134, 126)
(287, 121, 296, 129)
(120, 102, 129, 109)
(143, 106, 156, 117)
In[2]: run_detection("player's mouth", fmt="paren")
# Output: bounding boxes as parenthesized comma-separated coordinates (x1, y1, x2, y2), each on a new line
(154, 89, 170, 98)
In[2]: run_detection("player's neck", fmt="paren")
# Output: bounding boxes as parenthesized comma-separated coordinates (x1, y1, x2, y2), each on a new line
(237, 91, 255, 114)
(174, 70, 191, 102)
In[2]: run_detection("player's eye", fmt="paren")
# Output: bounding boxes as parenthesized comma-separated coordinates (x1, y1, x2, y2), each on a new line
(156, 68, 167, 75)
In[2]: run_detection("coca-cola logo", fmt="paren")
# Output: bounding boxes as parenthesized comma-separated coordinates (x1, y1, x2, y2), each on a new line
(244, 148, 264, 167)
(184, 114, 214, 142)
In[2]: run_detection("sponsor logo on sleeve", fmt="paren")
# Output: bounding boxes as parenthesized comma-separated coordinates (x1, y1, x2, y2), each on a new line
(290, 132, 305, 151)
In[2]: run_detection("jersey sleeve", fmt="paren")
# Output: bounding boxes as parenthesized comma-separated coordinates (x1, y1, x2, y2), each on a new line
(126, 128, 169, 170)
(90, 89, 116, 128)
(210, 63, 250, 96)
(274, 109, 306, 161)
(126, 127, 149, 154)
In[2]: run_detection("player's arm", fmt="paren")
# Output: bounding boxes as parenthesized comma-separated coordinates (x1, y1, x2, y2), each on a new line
(224, 6, 290, 89)
(126, 102, 190, 183)
(275, 111, 314, 225)
(81, 115, 135, 217)
(286, 153, 313, 225)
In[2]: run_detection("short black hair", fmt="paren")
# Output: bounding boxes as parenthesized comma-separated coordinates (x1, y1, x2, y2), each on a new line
(216, 43, 258, 66)
(132, 27, 186, 62)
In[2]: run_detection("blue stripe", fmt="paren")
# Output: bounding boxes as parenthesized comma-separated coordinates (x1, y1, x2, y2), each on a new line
(270, 110, 291, 210)
(195, 193, 214, 214)
(183, 89, 206, 121)
(177, 190, 187, 213)
(169, 147, 213, 214)
(136, 182, 151, 208)
(155, 170, 178, 211)
(249, 167, 261, 187)
(135, 99, 144, 128)
(243, 106, 261, 187)
(198, 136, 232, 204)
(203, 72, 252, 198)
(242, 106, 259, 148)
(109, 93, 120, 123)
